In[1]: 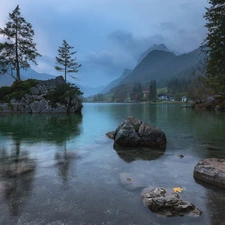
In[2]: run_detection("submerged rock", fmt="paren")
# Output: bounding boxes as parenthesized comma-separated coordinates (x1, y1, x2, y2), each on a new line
(113, 117, 166, 148)
(95, 135, 113, 144)
(105, 131, 115, 140)
(141, 187, 202, 217)
(119, 172, 146, 191)
(193, 158, 225, 188)
(0, 162, 35, 178)
(0, 182, 13, 200)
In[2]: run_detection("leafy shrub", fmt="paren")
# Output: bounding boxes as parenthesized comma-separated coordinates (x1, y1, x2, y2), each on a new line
(0, 79, 39, 102)
(44, 83, 83, 109)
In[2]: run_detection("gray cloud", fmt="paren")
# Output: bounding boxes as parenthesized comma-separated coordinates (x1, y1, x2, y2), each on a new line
(108, 30, 165, 59)
(0, 0, 209, 87)
(160, 22, 177, 31)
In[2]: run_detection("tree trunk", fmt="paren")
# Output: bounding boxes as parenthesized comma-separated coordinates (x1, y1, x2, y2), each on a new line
(15, 19, 20, 80)
(64, 58, 67, 82)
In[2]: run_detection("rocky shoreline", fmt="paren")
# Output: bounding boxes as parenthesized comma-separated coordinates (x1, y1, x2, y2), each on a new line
(193, 95, 225, 111)
(106, 117, 225, 217)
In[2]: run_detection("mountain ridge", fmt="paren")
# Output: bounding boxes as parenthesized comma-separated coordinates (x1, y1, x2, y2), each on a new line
(101, 68, 132, 94)
(106, 46, 205, 95)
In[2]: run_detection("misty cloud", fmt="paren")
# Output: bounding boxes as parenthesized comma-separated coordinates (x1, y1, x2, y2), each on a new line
(0, 0, 209, 87)
(160, 22, 177, 31)
(87, 51, 114, 66)
(109, 30, 165, 59)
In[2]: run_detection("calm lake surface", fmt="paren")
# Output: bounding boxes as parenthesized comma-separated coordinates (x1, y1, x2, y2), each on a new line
(0, 103, 225, 225)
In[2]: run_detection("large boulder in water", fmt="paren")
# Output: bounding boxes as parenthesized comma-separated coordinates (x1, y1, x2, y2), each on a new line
(193, 158, 225, 188)
(113, 117, 166, 148)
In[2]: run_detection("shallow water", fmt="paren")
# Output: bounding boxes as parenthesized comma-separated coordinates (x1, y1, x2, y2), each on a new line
(0, 103, 225, 225)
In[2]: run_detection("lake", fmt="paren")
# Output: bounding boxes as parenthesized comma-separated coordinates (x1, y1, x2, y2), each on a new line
(0, 103, 225, 225)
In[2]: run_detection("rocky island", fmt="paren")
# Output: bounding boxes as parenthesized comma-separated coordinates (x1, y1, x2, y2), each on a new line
(0, 76, 83, 114)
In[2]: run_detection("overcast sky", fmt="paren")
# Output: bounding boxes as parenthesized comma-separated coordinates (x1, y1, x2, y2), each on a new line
(0, 0, 208, 87)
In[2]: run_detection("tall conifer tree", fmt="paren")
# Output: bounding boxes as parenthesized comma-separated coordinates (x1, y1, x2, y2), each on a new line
(0, 5, 41, 80)
(202, 1, 225, 95)
(149, 80, 157, 101)
(55, 40, 81, 82)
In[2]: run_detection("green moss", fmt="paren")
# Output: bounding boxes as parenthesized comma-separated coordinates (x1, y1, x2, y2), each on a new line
(134, 125, 140, 132)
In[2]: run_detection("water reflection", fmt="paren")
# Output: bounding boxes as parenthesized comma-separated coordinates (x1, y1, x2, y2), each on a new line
(0, 114, 82, 218)
(114, 145, 165, 162)
(54, 145, 78, 185)
(0, 139, 36, 216)
(0, 104, 225, 224)
(193, 180, 225, 225)
(0, 114, 82, 145)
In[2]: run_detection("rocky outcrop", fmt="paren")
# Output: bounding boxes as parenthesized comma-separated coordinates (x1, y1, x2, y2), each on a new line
(194, 95, 225, 111)
(0, 76, 82, 114)
(193, 158, 225, 188)
(113, 117, 166, 148)
(141, 187, 202, 217)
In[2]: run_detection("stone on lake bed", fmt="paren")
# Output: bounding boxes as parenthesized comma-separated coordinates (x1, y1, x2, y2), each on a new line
(193, 158, 225, 188)
(112, 116, 166, 148)
(119, 172, 146, 191)
(95, 135, 113, 144)
(141, 187, 202, 217)
(55, 151, 80, 160)
(0, 162, 35, 178)
(0, 181, 13, 200)
(105, 131, 114, 140)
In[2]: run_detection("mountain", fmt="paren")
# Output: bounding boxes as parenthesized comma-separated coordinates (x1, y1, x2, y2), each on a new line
(80, 85, 105, 97)
(21, 69, 55, 80)
(101, 68, 132, 94)
(137, 44, 172, 64)
(101, 44, 179, 94)
(0, 68, 103, 97)
(109, 46, 205, 93)
(0, 69, 55, 87)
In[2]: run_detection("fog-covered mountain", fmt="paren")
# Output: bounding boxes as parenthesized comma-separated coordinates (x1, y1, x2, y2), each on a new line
(101, 68, 132, 94)
(0, 69, 55, 87)
(104, 46, 205, 95)
(121, 47, 204, 87)
(101, 44, 185, 94)
(137, 44, 172, 64)
(0, 68, 104, 97)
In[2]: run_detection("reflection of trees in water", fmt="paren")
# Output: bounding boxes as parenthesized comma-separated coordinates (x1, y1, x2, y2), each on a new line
(55, 150, 70, 185)
(0, 139, 36, 216)
(113, 145, 165, 163)
(0, 114, 82, 215)
(0, 114, 83, 215)
(8, 170, 35, 216)
(0, 114, 82, 146)
(54, 143, 79, 185)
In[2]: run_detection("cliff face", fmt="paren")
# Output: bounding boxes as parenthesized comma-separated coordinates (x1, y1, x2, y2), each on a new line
(0, 76, 83, 114)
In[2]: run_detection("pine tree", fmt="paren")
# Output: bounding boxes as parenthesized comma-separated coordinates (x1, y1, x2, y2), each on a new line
(55, 40, 81, 82)
(149, 80, 157, 101)
(202, 1, 225, 95)
(0, 5, 41, 80)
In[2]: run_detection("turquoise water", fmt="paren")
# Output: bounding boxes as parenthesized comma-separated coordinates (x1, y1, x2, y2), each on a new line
(0, 103, 225, 225)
